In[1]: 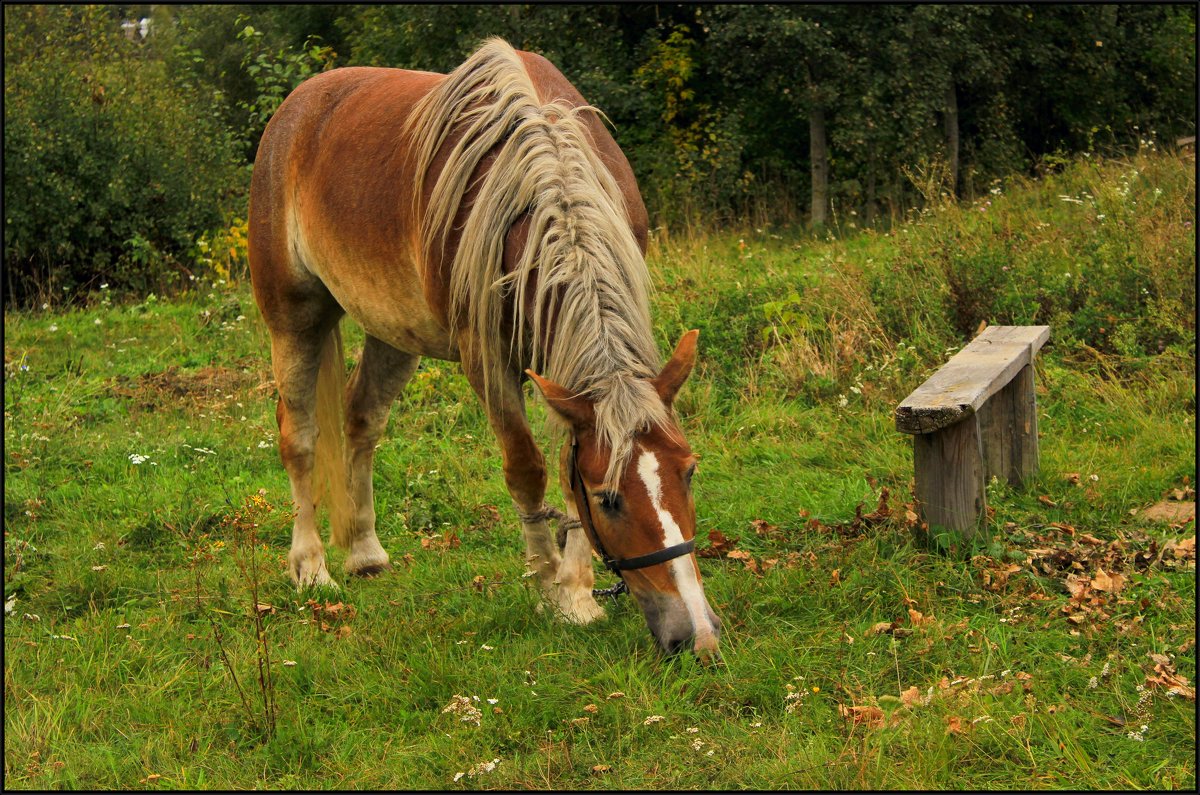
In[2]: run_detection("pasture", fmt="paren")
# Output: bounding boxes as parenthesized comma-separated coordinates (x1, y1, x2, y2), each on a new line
(3, 149, 1195, 789)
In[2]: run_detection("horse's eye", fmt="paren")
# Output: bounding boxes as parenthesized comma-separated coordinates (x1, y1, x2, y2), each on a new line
(685, 463, 698, 488)
(597, 491, 623, 514)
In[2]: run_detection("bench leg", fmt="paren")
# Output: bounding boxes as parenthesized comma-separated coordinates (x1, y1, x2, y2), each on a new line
(977, 363, 1039, 487)
(913, 415, 987, 552)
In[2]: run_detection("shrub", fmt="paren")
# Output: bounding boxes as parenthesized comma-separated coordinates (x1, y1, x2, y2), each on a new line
(3, 5, 244, 306)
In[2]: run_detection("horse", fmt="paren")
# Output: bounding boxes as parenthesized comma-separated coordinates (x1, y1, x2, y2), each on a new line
(247, 38, 720, 658)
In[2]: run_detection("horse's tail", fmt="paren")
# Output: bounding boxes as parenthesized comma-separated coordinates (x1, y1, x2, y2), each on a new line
(312, 322, 355, 549)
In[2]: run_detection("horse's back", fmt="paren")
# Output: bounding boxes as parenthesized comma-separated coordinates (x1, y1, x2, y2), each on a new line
(249, 66, 457, 357)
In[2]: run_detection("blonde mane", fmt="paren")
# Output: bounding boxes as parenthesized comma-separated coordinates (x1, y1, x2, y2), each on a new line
(406, 38, 667, 487)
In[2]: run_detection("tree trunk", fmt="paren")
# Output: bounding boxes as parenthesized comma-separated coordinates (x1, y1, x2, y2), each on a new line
(944, 82, 959, 199)
(865, 152, 877, 227)
(809, 104, 829, 229)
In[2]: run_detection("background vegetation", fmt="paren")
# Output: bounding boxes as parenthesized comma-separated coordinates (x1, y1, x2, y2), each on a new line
(3, 3, 1195, 304)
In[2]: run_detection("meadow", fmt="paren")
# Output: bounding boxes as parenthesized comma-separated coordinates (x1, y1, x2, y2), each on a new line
(3, 148, 1195, 789)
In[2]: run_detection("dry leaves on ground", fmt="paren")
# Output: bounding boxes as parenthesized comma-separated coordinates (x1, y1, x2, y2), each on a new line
(1145, 653, 1195, 700)
(421, 529, 461, 551)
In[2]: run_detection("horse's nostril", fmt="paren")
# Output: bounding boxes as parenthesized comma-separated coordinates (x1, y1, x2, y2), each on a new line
(661, 635, 689, 656)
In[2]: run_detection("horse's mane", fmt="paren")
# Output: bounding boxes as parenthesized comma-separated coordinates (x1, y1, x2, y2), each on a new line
(406, 37, 666, 488)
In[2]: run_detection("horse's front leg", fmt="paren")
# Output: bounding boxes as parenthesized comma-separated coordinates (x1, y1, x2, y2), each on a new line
(461, 357, 605, 624)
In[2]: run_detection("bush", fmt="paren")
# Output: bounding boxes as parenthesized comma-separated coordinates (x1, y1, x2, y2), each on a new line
(3, 5, 244, 306)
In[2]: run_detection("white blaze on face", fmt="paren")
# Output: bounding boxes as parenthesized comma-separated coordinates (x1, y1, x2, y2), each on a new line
(636, 449, 714, 638)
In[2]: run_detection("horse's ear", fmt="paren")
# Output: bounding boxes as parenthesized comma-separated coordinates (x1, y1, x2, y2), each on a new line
(654, 329, 699, 407)
(526, 370, 594, 428)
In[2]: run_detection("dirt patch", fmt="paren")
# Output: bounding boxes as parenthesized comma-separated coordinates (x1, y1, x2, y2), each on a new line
(1137, 501, 1196, 524)
(113, 361, 273, 411)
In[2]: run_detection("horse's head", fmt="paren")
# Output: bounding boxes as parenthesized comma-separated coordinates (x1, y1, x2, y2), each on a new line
(527, 331, 721, 660)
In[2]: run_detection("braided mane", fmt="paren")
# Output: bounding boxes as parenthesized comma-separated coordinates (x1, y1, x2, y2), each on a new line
(406, 38, 667, 487)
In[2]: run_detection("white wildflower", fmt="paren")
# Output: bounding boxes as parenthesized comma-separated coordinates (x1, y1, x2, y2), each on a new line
(441, 694, 482, 727)
(643, 715, 665, 725)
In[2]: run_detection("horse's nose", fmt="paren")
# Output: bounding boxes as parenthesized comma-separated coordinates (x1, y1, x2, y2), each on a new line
(657, 619, 721, 661)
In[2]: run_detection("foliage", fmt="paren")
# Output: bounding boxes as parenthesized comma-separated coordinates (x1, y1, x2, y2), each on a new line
(234, 22, 337, 159)
(2, 5, 243, 306)
(1, 4, 1194, 306)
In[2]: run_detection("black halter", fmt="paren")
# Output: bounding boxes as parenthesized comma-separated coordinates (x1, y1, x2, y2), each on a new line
(568, 436, 696, 599)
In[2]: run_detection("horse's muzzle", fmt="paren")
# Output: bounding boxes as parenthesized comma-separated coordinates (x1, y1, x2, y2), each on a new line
(637, 592, 722, 661)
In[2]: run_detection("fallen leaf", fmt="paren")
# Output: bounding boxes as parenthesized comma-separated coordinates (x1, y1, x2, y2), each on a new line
(607, 691, 625, 700)
(945, 715, 967, 735)
(1090, 567, 1125, 594)
(899, 686, 922, 708)
(908, 608, 933, 626)
(1064, 573, 1090, 600)
(750, 519, 779, 537)
(990, 680, 1015, 696)
(830, 568, 841, 586)
(698, 529, 739, 558)
(1038, 495, 1058, 508)
(255, 603, 275, 615)
(838, 704, 885, 728)
(591, 765, 611, 775)
(1145, 652, 1196, 700)
(1174, 537, 1196, 560)
(1064, 473, 1081, 486)
(868, 621, 897, 636)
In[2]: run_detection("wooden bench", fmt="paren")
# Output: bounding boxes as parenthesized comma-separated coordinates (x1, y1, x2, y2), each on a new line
(895, 325, 1050, 550)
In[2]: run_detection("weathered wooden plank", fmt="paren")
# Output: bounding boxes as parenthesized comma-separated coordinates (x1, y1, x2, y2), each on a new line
(1007, 362, 1039, 484)
(895, 325, 1049, 434)
(913, 413, 987, 550)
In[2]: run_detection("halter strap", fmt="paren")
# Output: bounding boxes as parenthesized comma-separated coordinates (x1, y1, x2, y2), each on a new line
(567, 437, 696, 596)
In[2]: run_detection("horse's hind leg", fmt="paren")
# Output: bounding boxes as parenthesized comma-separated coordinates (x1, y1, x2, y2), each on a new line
(461, 354, 605, 624)
(269, 309, 342, 588)
(342, 335, 419, 576)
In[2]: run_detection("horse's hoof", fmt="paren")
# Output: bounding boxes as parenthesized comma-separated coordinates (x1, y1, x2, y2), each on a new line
(558, 592, 607, 625)
(345, 545, 391, 577)
(347, 560, 392, 578)
(289, 552, 338, 589)
(292, 568, 339, 590)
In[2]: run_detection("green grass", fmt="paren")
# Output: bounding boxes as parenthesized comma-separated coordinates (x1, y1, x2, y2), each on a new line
(4, 150, 1195, 789)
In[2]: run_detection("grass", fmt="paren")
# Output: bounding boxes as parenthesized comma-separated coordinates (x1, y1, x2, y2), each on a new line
(4, 148, 1195, 789)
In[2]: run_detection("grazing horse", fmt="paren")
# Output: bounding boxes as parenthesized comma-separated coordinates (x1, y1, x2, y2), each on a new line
(248, 38, 720, 657)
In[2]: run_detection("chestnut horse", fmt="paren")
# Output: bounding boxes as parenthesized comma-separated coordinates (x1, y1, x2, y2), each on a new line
(248, 38, 720, 656)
